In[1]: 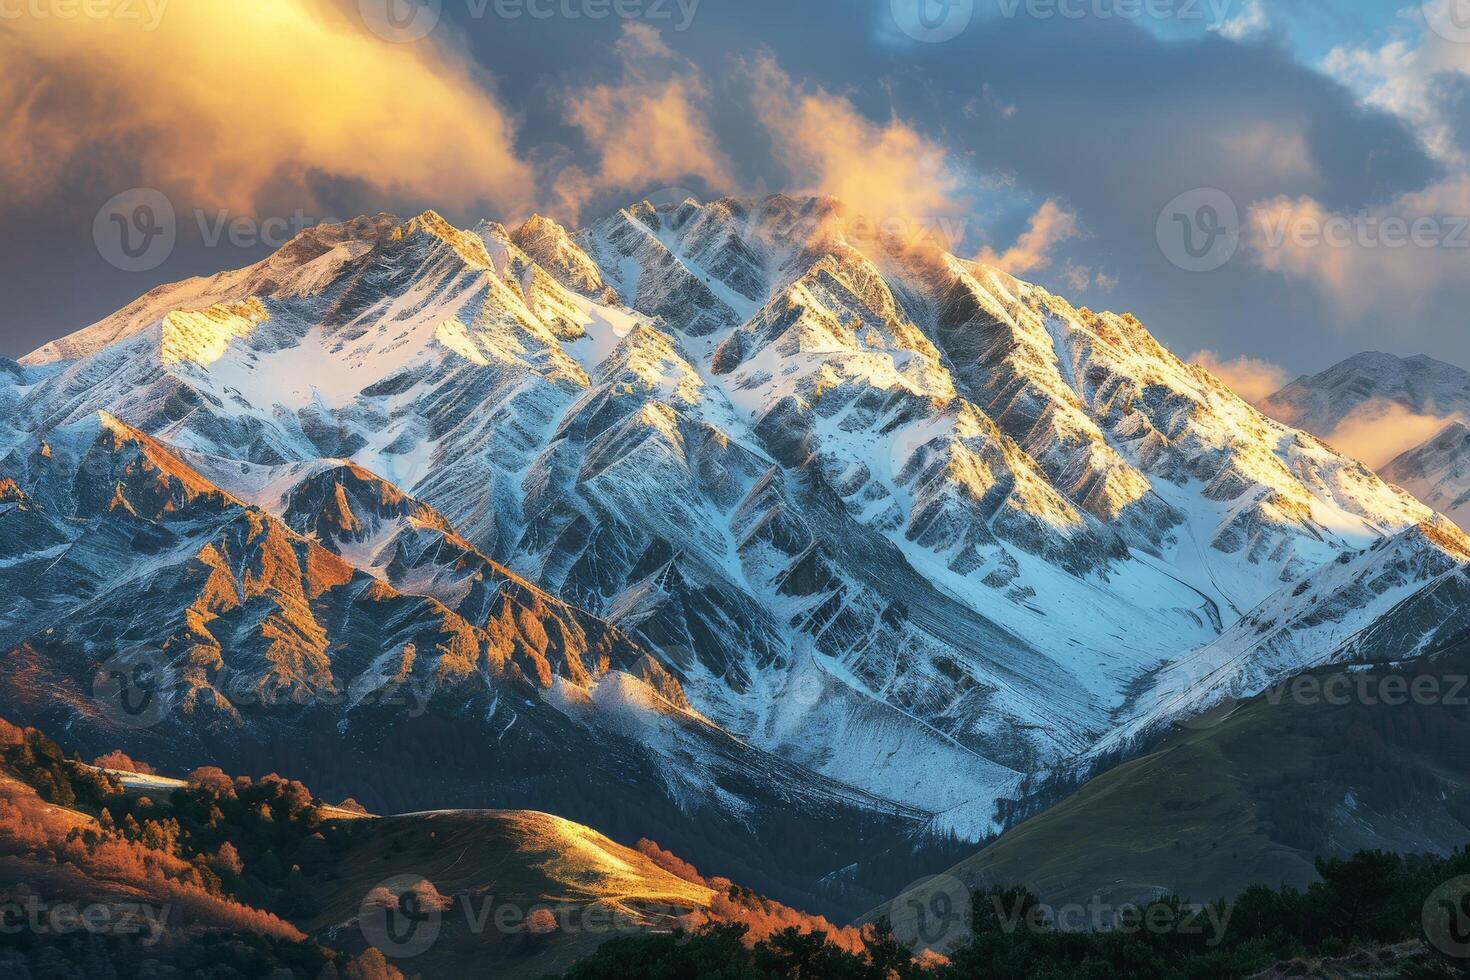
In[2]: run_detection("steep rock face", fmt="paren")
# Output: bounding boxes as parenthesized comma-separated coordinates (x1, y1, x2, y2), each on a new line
(6, 197, 1467, 839)
(0, 415, 933, 917)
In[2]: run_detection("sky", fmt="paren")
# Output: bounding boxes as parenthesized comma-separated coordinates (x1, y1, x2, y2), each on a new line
(2, 0, 1469, 388)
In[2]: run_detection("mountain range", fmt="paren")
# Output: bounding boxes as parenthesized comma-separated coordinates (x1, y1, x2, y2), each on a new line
(1259, 351, 1470, 530)
(3, 195, 1469, 921)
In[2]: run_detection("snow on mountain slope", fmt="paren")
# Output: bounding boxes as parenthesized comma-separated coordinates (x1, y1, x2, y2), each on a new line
(1382, 421, 1470, 530)
(1102, 520, 1470, 750)
(7, 196, 1467, 838)
(1259, 351, 1470, 437)
(0, 413, 935, 916)
(1258, 351, 1470, 530)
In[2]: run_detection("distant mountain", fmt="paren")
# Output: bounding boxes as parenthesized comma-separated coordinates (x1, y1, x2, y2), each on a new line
(1384, 421, 1470, 531)
(4, 198, 1469, 913)
(1259, 351, 1470, 437)
(1260, 351, 1470, 527)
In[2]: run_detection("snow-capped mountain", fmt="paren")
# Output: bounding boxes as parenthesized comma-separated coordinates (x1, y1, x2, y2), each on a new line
(4, 196, 1467, 849)
(0, 412, 929, 916)
(1259, 351, 1470, 437)
(1259, 351, 1470, 529)
(1382, 421, 1470, 530)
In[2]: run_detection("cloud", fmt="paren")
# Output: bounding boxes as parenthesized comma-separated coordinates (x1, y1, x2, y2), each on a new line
(552, 25, 735, 221)
(1319, 398, 1461, 469)
(1245, 180, 1470, 317)
(977, 199, 1081, 275)
(0, 0, 534, 215)
(1190, 349, 1290, 405)
(747, 54, 968, 248)
(1323, 7, 1470, 167)
(1218, 123, 1317, 183)
(1212, 0, 1268, 43)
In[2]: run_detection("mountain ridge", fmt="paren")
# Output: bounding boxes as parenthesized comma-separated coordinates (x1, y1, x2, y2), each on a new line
(4, 195, 1468, 905)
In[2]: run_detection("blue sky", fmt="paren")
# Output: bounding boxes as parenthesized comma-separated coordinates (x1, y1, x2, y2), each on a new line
(3, 0, 1468, 388)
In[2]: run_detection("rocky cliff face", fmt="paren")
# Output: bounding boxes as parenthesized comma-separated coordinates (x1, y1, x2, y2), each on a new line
(3, 195, 1465, 853)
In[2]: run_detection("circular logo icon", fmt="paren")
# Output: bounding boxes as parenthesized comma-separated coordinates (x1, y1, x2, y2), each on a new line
(359, 0, 442, 43)
(93, 647, 174, 730)
(891, 0, 975, 43)
(1424, 0, 1470, 45)
(93, 189, 176, 273)
(888, 874, 973, 955)
(358, 874, 445, 959)
(1156, 188, 1239, 273)
(1424, 875, 1470, 960)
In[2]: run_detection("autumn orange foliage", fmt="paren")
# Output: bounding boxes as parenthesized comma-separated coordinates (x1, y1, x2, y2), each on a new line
(635, 838, 867, 954)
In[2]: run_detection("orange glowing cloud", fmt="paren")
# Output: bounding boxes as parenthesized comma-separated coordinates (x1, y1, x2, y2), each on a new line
(1320, 398, 1461, 469)
(748, 55, 967, 249)
(553, 25, 735, 221)
(1190, 349, 1290, 405)
(977, 199, 1081, 276)
(0, 0, 533, 215)
(1246, 180, 1470, 319)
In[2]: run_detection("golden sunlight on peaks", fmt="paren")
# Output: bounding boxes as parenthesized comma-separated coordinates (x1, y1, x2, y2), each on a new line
(0, 0, 533, 213)
(159, 299, 269, 368)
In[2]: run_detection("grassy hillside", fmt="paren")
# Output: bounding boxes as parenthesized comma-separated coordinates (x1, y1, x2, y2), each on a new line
(303, 809, 716, 979)
(885, 644, 1470, 914)
(0, 719, 866, 978)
